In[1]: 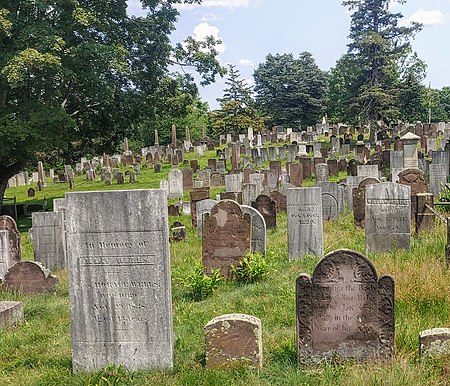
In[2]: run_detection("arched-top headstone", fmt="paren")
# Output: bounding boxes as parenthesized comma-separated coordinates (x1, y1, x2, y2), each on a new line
(397, 168, 428, 195)
(251, 194, 276, 229)
(3, 261, 58, 294)
(352, 177, 381, 228)
(0, 215, 21, 265)
(241, 205, 266, 256)
(296, 249, 395, 364)
(202, 200, 251, 277)
(196, 199, 218, 238)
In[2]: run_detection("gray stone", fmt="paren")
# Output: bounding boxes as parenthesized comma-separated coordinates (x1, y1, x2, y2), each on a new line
(242, 183, 258, 206)
(241, 205, 266, 257)
(429, 163, 447, 197)
(0, 216, 21, 275)
(0, 301, 24, 330)
(205, 314, 263, 369)
(225, 174, 242, 192)
(296, 249, 395, 364)
(196, 199, 218, 238)
(0, 230, 10, 280)
(357, 165, 379, 179)
(346, 176, 365, 211)
(365, 182, 411, 253)
(65, 189, 173, 372)
(419, 328, 450, 358)
(317, 182, 341, 220)
(287, 188, 323, 260)
(168, 169, 183, 198)
(315, 163, 329, 182)
(31, 212, 67, 269)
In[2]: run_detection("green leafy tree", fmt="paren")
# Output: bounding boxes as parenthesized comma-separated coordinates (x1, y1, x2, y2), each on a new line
(342, 0, 422, 140)
(253, 52, 328, 127)
(209, 64, 265, 136)
(0, 0, 224, 203)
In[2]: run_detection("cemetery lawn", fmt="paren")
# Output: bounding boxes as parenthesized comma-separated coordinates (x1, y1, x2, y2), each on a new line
(0, 163, 448, 385)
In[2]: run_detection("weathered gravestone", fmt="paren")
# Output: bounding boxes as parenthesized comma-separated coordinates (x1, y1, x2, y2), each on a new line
(296, 249, 394, 364)
(251, 194, 276, 229)
(242, 205, 266, 256)
(181, 168, 193, 191)
(352, 178, 380, 228)
(357, 165, 379, 179)
(31, 212, 67, 270)
(315, 163, 329, 182)
(168, 169, 183, 198)
(205, 314, 263, 369)
(202, 200, 251, 277)
(287, 188, 323, 260)
(429, 163, 447, 197)
(317, 182, 341, 221)
(0, 301, 24, 330)
(170, 221, 186, 242)
(419, 328, 450, 358)
(270, 190, 287, 213)
(190, 188, 210, 228)
(3, 261, 58, 294)
(365, 183, 411, 253)
(65, 189, 173, 372)
(219, 191, 243, 205)
(225, 174, 242, 192)
(0, 216, 21, 277)
(196, 199, 218, 238)
(398, 168, 428, 223)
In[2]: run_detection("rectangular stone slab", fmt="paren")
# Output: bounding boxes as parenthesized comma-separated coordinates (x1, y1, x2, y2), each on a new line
(65, 189, 173, 372)
(0, 301, 23, 330)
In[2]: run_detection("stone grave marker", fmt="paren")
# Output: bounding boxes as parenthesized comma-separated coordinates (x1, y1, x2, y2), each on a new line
(315, 163, 329, 182)
(0, 231, 10, 280)
(251, 194, 276, 229)
(31, 212, 67, 269)
(65, 189, 173, 372)
(357, 165, 379, 179)
(182, 168, 193, 191)
(219, 191, 243, 205)
(398, 168, 428, 222)
(202, 200, 251, 277)
(225, 174, 242, 192)
(270, 190, 287, 213)
(241, 205, 266, 256)
(317, 182, 341, 220)
(168, 169, 183, 198)
(429, 163, 447, 197)
(3, 261, 58, 294)
(170, 221, 186, 242)
(243, 183, 258, 206)
(190, 188, 210, 228)
(0, 301, 24, 330)
(287, 188, 323, 260)
(365, 182, 411, 252)
(196, 199, 218, 238)
(0, 216, 21, 273)
(352, 177, 380, 228)
(296, 249, 394, 364)
(205, 314, 263, 369)
(419, 328, 450, 358)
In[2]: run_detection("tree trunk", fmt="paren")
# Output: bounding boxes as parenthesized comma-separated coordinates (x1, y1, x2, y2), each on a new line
(0, 164, 22, 207)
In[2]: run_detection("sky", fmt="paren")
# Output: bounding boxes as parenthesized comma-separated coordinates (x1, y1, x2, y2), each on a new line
(127, 0, 450, 110)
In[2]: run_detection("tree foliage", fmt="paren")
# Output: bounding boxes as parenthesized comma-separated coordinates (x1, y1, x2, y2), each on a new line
(209, 64, 265, 136)
(253, 52, 328, 128)
(0, 0, 224, 201)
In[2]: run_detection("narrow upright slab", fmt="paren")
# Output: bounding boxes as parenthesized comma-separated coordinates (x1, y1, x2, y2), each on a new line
(296, 249, 394, 364)
(205, 314, 263, 369)
(242, 205, 266, 256)
(287, 188, 323, 260)
(251, 194, 276, 229)
(31, 212, 67, 269)
(0, 230, 10, 280)
(0, 215, 21, 266)
(65, 189, 173, 372)
(0, 301, 24, 330)
(365, 183, 411, 253)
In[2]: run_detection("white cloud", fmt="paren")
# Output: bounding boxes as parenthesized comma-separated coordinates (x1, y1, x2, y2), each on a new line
(407, 9, 447, 26)
(178, 0, 253, 11)
(201, 13, 223, 22)
(192, 22, 226, 54)
(239, 58, 255, 67)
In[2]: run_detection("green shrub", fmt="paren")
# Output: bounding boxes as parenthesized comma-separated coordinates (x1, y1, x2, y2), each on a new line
(181, 262, 221, 301)
(231, 251, 269, 284)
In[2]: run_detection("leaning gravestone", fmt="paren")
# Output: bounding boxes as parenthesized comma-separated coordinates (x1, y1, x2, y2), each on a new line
(65, 189, 173, 372)
(251, 194, 277, 229)
(242, 205, 266, 257)
(31, 212, 67, 269)
(0, 216, 21, 275)
(296, 249, 395, 364)
(365, 183, 411, 253)
(202, 200, 251, 277)
(205, 314, 263, 369)
(287, 188, 323, 260)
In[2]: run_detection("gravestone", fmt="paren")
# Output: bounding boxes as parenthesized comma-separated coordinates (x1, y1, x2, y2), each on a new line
(346, 176, 364, 211)
(28, 187, 36, 197)
(241, 205, 266, 256)
(289, 163, 303, 187)
(419, 328, 450, 358)
(225, 174, 242, 192)
(31, 212, 67, 270)
(0, 216, 21, 271)
(0, 301, 24, 330)
(3, 261, 58, 294)
(429, 163, 447, 197)
(296, 249, 395, 364)
(315, 163, 329, 182)
(170, 221, 186, 242)
(287, 188, 323, 260)
(181, 168, 193, 191)
(0, 231, 10, 280)
(352, 178, 380, 228)
(219, 191, 243, 205)
(168, 169, 183, 198)
(205, 314, 263, 369)
(65, 189, 173, 371)
(357, 165, 379, 179)
(270, 190, 287, 213)
(251, 194, 276, 229)
(196, 199, 218, 238)
(202, 200, 251, 278)
(398, 168, 428, 222)
(190, 188, 210, 228)
(316, 182, 341, 221)
(242, 183, 258, 206)
(365, 183, 411, 253)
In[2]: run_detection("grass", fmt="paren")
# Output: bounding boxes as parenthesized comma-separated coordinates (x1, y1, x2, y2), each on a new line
(1, 145, 449, 385)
